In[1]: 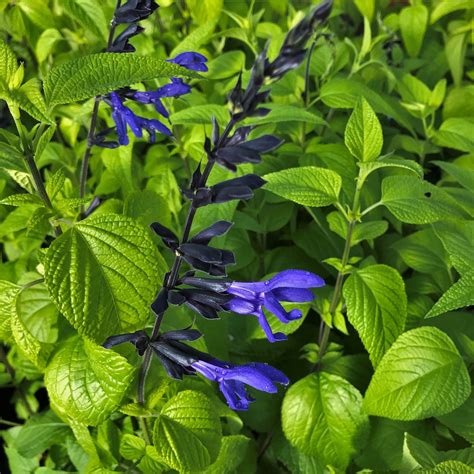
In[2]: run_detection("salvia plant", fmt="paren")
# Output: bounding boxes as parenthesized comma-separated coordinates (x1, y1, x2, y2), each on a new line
(0, 0, 473, 472)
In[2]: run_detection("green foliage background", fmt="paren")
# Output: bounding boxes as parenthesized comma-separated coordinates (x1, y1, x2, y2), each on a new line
(0, 0, 473, 472)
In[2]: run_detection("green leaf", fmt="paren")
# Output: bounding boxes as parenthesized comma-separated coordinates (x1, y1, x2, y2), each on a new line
(44, 53, 199, 106)
(431, 0, 473, 23)
(170, 19, 217, 57)
(381, 176, 463, 224)
(263, 166, 341, 207)
(0, 38, 17, 89)
(44, 214, 165, 342)
(14, 411, 70, 458)
(62, 0, 108, 40)
(119, 434, 146, 461)
(199, 435, 251, 474)
(399, 5, 428, 57)
(153, 390, 222, 472)
(0, 193, 43, 207)
(8, 79, 52, 123)
(11, 280, 58, 368)
(44, 336, 134, 426)
(435, 160, 474, 192)
(363, 327, 470, 420)
(245, 105, 326, 126)
(426, 271, 474, 318)
(343, 264, 407, 367)
(35, 28, 62, 64)
(206, 51, 245, 80)
(358, 156, 423, 180)
(437, 393, 474, 444)
(433, 118, 474, 152)
(0, 280, 19, 342)
(327, 212, 388, 245)
(282, 372, 368, 470)
(186, 0, 223, 24)
(417, 460, 474, 473)
(344, 97, 383, 162)
(354, 0, 374, 20)
(169, 104, 229, 125)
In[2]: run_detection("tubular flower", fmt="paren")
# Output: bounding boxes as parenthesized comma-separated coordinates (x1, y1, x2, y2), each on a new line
(191, 360, 288, 410)
(109, 91, 171, 145)
(224, 270, 325, 342)
(168, 52, 208, 72)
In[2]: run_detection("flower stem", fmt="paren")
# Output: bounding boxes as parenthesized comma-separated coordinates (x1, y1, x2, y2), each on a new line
(137, 118, 236, 404)
(316, 175, 362, 369)
(79, 1, 121, 213)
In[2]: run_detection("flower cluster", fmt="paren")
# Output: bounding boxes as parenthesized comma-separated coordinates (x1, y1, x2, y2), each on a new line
(104, 0, 333, 411)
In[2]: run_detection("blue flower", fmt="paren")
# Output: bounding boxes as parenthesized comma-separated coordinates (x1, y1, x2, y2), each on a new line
(132, 78, 191, 118)
(225, 269, 325, 342)
(191, 359, 289, 410)
(168, 52, 208, 72)
(109, 92, 171, 145)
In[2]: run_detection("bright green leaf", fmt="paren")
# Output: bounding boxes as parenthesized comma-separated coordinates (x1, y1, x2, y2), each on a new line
(363, 327, 470, 420)
(344, 264, 407, 367)
(399, 5, 428, 57)
(263, 166, 342, 207)
(62, 0, 108, 40)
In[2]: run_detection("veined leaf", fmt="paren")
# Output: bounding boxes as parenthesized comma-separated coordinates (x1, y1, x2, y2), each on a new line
(426, 271, 474, 318)
(263, 166, 342, 207)
(245, 105, 326, 126)
(0, 38, 17, 89)
(381, 176, 464, 224)
(344, 97, 383, 162)
(44, 214, 165, 342)
(153, 390, 222, 472)
(344, 264, 407, 367)
(282, 372, 368, 471)
(44, 53, 200, 106)
(358, 157, 423, 181)
(363, 327, 470, 420)
(45, 336, 134, 425)
(0, 280, 19, 342)
(437, 393, 474, 444)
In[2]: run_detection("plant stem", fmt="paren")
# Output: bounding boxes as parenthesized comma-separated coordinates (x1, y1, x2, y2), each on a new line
(138, 417, 152, 445)
(78, 0, 121, 211)
(8, 104, 61, 237)
(316, 177, 362, 369)
(137, 118, 236, 404)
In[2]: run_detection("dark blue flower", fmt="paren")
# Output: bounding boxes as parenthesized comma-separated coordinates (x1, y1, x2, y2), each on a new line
(109, 92, 171, 145)
(168, 52, 208, 72)
(224, 269, 325, 342)
(191, 359, 288, 410)
(132, 78, 191, 118)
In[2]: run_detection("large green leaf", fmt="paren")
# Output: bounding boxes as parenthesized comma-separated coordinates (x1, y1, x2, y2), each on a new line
(263, 166, 342, 207)
(343, 264, 407, 367)
(381, 176, 463, 224)
(153, 390, 222, 472)
(363, 327, 470, 420)
(45, 336, 134, 426)
(245, 105, 326, 126)
(44, 214, 165, 342)
(200, 435, 251, 474)
(426, 271, 474, 318)
(344, 97, 383, 162)
(433, 118, 474, 153)
(282, 372, 368, 470)
(44, 53, 199, 106)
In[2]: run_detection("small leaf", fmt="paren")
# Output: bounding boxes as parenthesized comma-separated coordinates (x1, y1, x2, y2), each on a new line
(245, 105, 326, 126)
(44, 53, 200, 106)
(344, 97, 383, 162)
(344, 264, 407, 367)
(120, 434, 146, 461)
(0, 193, 43, 207)
(153, 390, 222, 472)
(170, 104, 229, 125)
(62, 0, 108, 40)
(45, 336, 134, 425)
(426, 271, 474, 318)
(363, 327, 470, 420)
(0, 39, 18, 89)
(433, 118, 474, 153)
(437, 393, 474, 444)
(358, 156, 423, 180)
(263, 166, 342, 207)
(282, 372, 368, 470)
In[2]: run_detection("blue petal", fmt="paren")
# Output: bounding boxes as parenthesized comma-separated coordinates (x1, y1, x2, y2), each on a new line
(219, 380, 252, 410)
(224, 296, 258, 314)
(256, 309, 287, 343)
(266, 270, 325, 290)
(272, 287, 315, 303)
(225, 365, 278, 393)
(246, 362, 289, 386)
(264, 292, 302, 322)
(168, 51, 208, 71)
